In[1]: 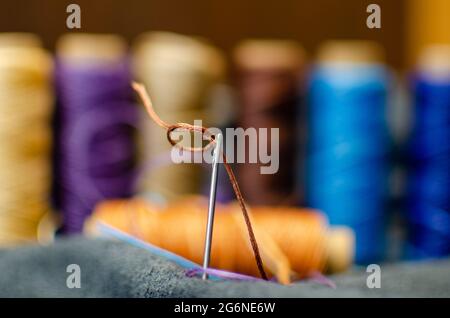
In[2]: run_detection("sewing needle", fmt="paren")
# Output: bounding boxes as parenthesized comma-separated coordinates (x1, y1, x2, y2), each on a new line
(202, 133, 222, 280)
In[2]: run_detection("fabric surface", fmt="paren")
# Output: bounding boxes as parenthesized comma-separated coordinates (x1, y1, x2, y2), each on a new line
(0, 237, 449, 298)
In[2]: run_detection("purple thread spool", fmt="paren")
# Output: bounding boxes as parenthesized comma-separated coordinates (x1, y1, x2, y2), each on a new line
(54, 35, 138, 233)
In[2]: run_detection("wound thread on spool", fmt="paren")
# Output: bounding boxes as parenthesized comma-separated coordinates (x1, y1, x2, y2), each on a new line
(406, 44, 450, 258)
(54, 33, 138, 233)
(86, 196, 354, 283)
(233, 39, 306, 205)
(132, 32, 225, 202)
(0, 33, 54, 246)
(306, 40, 391, 264)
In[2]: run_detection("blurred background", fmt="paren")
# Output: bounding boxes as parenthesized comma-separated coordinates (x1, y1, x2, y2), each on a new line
(0, 0, 410, 67)
(0, 0, 448, 279)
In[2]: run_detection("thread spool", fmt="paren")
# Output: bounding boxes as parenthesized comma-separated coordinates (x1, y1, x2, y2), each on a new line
(202, 84, 238, 203)
(406, 0, 450, 68)
(306, 40, 391, 264)
(86, 196, 354, 282)
(55, 33, 138, 233)
(132, 32, 226, 202)
(406, 44, 450, 258)
(0, 33, 54, 246)
(233, 40, 306, 205)
(0, 32, 42, 48)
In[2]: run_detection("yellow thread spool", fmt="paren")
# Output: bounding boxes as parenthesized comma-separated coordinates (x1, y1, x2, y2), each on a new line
(0, 33, 54, 246)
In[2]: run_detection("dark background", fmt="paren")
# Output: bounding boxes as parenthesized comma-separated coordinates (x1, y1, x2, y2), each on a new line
(0, 0, 407, 68)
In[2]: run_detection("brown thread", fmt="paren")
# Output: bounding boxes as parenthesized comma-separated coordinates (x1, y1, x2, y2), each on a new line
(132, 82, 268, 280)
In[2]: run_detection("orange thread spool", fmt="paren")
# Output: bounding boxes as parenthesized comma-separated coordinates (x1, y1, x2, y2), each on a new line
(86, 197, 354, 283)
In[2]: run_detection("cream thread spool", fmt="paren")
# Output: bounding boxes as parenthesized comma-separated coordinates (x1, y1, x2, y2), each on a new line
(132, 31, 226, 202)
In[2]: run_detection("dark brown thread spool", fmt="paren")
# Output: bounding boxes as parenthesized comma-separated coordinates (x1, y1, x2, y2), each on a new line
(233, 40, 307, 206)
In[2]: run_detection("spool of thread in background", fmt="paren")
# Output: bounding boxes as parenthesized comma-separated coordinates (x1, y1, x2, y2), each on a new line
(132, 32, 225, 202)
(406, 44, 450, 258)
(233, 40, 306, 206)
(0, 33, 54, 245)
(86, 196, 354, 283)
(306, 41, 391, 264)
(54, 34, 138, 233)
(201, 83, 238, 203)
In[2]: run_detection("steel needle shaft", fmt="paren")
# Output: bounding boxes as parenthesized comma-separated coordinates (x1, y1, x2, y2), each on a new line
(202, 133, 223, 280)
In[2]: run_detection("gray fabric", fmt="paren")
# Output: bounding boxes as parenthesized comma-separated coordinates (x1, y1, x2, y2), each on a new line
(0, 237, 449, 298)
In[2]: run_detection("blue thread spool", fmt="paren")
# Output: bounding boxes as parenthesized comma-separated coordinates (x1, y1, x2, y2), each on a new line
(406, 45, 450, 259)
(305, 41, 391, 264)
